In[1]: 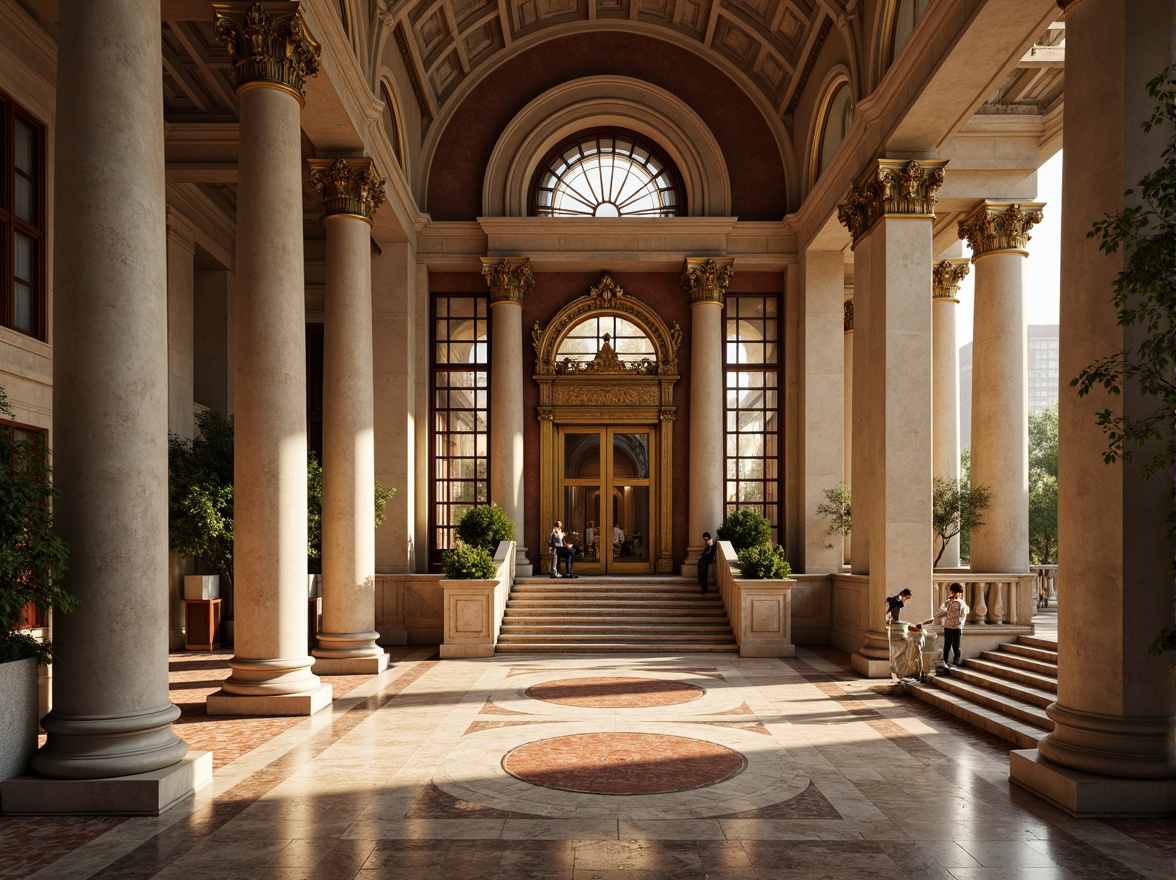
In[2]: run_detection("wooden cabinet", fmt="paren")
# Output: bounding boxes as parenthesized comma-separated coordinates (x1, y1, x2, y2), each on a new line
(184, 598, 222, 651)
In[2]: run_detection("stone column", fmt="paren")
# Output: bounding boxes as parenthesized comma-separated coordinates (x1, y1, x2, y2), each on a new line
(681, 257, 734, 573)
(11, 1, 209, 811)
(308, 159, 389, 675)
(207, 2, 331, 716)
(482, 257, 535, 576)
(798, 249, 844, 574)
(838, 159, 945, 676)
(958, 202, 1042, 574)
(931, 258, 969, 568)
(1009, 0, 1176, 817)
(842, 297, 853, 567)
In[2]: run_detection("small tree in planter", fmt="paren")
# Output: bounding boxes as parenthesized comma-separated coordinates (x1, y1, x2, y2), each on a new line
(816, 483, 852, 542)
(441, 543, 498, 579)
(716, 507, 772, 551)
(454, 503, 515, 556)
(736, 545, 792, 580)
(0, 388, 75, 665)
(168, 410, 235, 590)
(306, 451, 396, 574)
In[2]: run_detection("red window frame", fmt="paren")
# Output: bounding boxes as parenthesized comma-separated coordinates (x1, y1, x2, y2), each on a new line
(1, 90, 47, 340)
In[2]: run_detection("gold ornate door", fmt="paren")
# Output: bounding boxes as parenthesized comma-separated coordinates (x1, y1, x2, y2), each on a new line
(533, 275, 682, 574)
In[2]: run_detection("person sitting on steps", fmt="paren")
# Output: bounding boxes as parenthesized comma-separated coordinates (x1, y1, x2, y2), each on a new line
(547, 520, 578, 578)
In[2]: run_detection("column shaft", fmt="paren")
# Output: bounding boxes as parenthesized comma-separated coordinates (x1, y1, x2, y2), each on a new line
(312, 212, 387, 673)
(842, 301, 853, 567)
(685, 300, 725, 564)
(32, 0, 187, 780)
(932, 259, 967, 568)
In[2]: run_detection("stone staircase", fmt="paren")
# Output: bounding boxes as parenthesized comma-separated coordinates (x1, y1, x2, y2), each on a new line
(495, 576, 738, 654)
(908, 634, 1058, 748)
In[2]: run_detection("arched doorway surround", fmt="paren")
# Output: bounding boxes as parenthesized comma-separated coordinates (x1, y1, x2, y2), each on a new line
(533, 275, 682, 574)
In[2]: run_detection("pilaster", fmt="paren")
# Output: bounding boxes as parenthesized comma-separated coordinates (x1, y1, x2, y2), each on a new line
(681, 257, 733, 574)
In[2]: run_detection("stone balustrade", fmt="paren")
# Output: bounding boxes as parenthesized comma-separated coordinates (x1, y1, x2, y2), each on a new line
(1030, 564, 1058, 609)
(715, 542, 796, 658)
(931, 571, 1038, 626)
(439, 541, 516, 659)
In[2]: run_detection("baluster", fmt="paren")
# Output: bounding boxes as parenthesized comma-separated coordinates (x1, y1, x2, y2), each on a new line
(990, 581, 1005, 624)
(974, 581, 988, 623)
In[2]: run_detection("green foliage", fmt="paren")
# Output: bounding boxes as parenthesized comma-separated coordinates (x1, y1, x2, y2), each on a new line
(816, 482, 852, 537)
(441, 543, 497, 579)
(959, 448, 973, 562)
(455, 503, 515, 556)
(735, 544, 792, 580)
(168, 411, 235, 588)
(932, 475, 992, 567)
(716, 507, 772, 551)
(1072, 67, 1175, 656)
(1028, 405, 1059, 565)
(0, 388, 75, 665)
(307, 451, 395, 574)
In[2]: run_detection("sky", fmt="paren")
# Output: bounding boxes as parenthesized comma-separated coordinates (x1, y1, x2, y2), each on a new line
(954, 150, 1063, 348)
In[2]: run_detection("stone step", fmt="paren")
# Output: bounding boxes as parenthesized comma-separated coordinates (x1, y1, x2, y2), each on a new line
(502, 613, 730, 624)
(999, 641, 1059, 664)
(980, 649, 1057, 676)
(927, 673, 1054, 730)
(495, 642, 740, 654)
(1018, 634, 1059, 651)
(500, 623, 734, 635)
(965, 657, 1058, 693)
(941, 666, 1055, 708)
(505, 598, 724, 609)
(498, 631, 736, 643)
(907, 680, 1051, 749)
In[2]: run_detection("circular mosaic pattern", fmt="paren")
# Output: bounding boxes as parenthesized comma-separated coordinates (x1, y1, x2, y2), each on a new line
(502, 732, 745, 795)
(525, 677, 706, 708)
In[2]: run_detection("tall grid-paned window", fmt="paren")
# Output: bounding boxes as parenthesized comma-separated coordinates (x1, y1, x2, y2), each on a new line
(1, 92, 46, 339)
(430, 294, 489, 567)
(724, 295, 782, 542)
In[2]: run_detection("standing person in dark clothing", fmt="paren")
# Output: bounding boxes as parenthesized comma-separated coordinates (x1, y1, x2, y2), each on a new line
(885, 588, 913, 623)
(698, 532, 717, 593)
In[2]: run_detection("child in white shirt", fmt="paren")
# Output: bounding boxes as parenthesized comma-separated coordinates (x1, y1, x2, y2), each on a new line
(926, 582, 970, 668)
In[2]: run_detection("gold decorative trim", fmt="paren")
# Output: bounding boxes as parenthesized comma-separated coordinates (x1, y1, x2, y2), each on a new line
(836, 159, 948, 247)
(533, 274, 683, 376)
(957, 202, 1045, 256)
(843, 299, 854, 333)
(681, 257, 735, 305)
(308, 158, 385, 223)
(932, 259, 970, 301)
(213, 2, 320, 101)
(481, 257, 535, 306)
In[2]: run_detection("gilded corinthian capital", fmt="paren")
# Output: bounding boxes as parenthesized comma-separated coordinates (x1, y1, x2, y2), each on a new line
(932, 259, 970, 301)
(308, 159, 385, 223)
(213, 2, 321, 102)
(481, 257, 535, 305)
(681, 257, 735, 305)
(957, 201, 1045, 256)
(837, 158, 948, 247)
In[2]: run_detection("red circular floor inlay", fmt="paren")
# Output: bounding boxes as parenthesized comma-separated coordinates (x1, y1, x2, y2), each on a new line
(502, 732, 746, 795)
(525, 677, 706, 708)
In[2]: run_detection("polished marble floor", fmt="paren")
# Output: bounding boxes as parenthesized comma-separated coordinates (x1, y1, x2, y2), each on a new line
(2, 639, 1172, 880)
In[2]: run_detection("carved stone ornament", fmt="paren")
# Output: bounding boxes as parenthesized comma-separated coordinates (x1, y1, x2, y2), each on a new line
(481, 257, 535, 306)
(213, 3, 321, 101)
(843, 299, 854, 332)
(552, 384, 659, 406)
(308, 158, 385, 223)
(932, 259, 970, 300)
(836, 158, 948, 247)
(957, 202, 1045, 256)
(532, 275, 683, 377)
(681, 257, 735, 305)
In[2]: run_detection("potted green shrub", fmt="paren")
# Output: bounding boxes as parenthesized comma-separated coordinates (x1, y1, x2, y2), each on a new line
(306, 450, 395, 584)
(454, 503, 515, 556)
(716, 507, 772, 551)
(441, 543, 498, 579)
(0, 387, 74, 780)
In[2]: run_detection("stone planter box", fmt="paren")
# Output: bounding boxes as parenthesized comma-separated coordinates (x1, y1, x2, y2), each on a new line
(0, 657, 38, 782)
(439, 541, 516, 659)
(183, 574, 219, 601)
(716, 541, 796, 658)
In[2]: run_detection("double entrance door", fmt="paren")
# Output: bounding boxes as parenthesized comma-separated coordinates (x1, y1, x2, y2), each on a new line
(557, 426, 653, 574)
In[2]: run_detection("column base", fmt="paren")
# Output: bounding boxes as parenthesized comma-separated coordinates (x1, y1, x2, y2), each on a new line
(312, 653, 390, 676)
(1010, 749, 1176, 818)
(513, 546, 533, 578)
(680, 544, 703, 574)
(851, 654, 893, 678)
(1, 751, 212, 816)
(206, 683, 332, 717)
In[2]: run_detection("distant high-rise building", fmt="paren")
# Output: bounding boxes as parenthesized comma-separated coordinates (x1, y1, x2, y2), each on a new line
(959, 324, 1059, 450)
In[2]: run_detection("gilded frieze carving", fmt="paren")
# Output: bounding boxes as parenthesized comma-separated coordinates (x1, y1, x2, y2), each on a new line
(843, 299, 854, 332)
(932, 259, 970, 301)
(681, 257, 735, 305)
(957, 202, 1045, 256)
(532, 274, 682, 376)
(308, 158, 385, 223)
(213, 2, 320, 101)
(836, 159, 947, 247)
(551, 384, 659, 407)
(481, 257, 535, 306)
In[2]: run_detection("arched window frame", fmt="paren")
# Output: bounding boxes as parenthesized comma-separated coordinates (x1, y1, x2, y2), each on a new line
(809, 73, 854, 188)
(879, 0, 932, 80)
(379, 81, 405, 171)
(528, 128, 686, 218)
